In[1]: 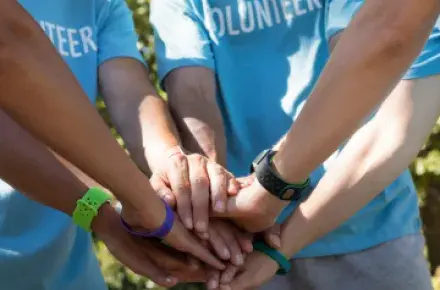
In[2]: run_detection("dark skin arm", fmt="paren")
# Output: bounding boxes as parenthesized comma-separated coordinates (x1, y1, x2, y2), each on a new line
(0, 1, 223, 269)
(0, 110, 208, 287)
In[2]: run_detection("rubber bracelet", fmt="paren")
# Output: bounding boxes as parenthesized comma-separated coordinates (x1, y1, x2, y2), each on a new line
(253, 241, 291, 275)
(120, 199, 174, 239)
(72, 187, 112, 232)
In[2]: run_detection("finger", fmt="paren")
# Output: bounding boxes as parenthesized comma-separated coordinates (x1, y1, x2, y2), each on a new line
(168, 154, 193, 229)
(207, 270, 221, 290)
(150, 174, 176, 208)
(114, 243, 177, 288)
(220, 264, 239, 284)
(264, 224, 281, 249)
(188, 155, 210, 235)
(208, 225, 231, 260)
(207, 161, 228, 213)
(217, 225, 244, 266)
(235, 231, 254, 254)
(165, 219, 225, 270)
(226, 173, 240, 196)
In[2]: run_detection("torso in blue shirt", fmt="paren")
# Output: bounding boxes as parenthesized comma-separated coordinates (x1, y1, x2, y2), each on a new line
(153, 0, 423, 257)
(0, 0, 141, 289)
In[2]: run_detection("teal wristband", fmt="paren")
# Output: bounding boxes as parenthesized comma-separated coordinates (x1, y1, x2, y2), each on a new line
(253, 241, 291, 275)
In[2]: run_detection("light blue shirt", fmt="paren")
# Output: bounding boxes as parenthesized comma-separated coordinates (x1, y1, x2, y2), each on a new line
(327, 0, 440, 80)
(0, 0, 142, 289)
(152, 0, 422, 258)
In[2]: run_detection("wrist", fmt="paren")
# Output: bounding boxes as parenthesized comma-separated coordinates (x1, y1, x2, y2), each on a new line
(272, 151, 309, 184)
(91, 202, 117, 237)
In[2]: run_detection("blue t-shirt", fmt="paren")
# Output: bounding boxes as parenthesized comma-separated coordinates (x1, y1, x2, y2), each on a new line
(152, 0, 421, 258)
(0, 0, 142, 289)
(327, 0, 440, 79)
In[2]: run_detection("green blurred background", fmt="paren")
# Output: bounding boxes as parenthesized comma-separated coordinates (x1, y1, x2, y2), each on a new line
(95, 0, 440, 289)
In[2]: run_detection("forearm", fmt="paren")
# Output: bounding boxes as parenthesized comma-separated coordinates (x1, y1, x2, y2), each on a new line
(273, 0, 440, 183)
(0, 4, 162, 218)
(0, 111, 87, 216)
(165, 67, 227, 165)
(278, 76, 440, 257)
(101, 59, 181, 174)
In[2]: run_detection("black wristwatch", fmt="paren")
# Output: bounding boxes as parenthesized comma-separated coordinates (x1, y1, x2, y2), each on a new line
(251, 149, 311, 201)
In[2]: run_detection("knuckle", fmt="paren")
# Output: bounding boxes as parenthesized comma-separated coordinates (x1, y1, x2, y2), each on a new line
(171, 154, 187, 166)
(193, 176, 209, 189)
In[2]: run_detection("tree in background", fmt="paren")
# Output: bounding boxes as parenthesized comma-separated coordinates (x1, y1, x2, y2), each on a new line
(95, 0, 440, 288)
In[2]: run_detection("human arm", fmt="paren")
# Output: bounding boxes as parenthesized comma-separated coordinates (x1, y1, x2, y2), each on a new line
(0, 0, 223, 269)
(223, 71, 440, 290)
(0, 110, 204, 287)
(272, 0, 440, 183)
(215, 0, 440, 232)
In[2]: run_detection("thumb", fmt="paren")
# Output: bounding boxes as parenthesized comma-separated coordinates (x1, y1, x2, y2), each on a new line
(150, 174, 176, 208)
(227, 269, 255, 290)
(264, 224, 281, 249)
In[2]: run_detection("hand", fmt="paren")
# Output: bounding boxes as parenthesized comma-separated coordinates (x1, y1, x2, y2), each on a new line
(215, 175, 288, 232)
(207, 219, 253, 266)
(205, 224, 282, 289)
(119, 202, 226, 270)
(92, 203, 208, 287)
(220, 252, 279, 290)
(151, 146, 239, 238)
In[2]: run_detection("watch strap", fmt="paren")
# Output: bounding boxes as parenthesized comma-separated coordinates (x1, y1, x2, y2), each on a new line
(253, 241, 291, 275)
(120, 199, 174, 239)
(255, 150, 310, 201)
(72, 187, 111, 232)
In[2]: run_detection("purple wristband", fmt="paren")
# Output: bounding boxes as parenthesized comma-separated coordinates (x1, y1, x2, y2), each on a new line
(120, 199, 174, 239)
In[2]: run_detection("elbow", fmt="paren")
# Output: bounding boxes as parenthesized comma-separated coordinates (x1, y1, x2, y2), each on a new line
(358, 0, 439, 61)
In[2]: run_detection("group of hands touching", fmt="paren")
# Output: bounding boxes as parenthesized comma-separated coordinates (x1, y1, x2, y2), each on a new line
(92, 146, 289, 290)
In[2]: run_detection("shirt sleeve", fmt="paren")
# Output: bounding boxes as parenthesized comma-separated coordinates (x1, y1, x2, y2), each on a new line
(97, 0, 144, 65)
(327, 1, 440, 79)
(326, 0, 363, 41)
(150, 0, 215, 84)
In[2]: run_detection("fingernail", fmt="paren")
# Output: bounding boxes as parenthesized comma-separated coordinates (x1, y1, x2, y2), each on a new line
(223, 249, 230, 260)
(185, 218, 193, 229)
(208, 280, 218, 290)
(244, 241, 253, 253)
(196, 221, 207, 232)
(164, 194, 174, 204)
(214, 201, 225, 212)
(201, 232, 210, 240)
(271, 235, 281, 248)
(165, 276, 176, 285)
(235, 254, 244, 265)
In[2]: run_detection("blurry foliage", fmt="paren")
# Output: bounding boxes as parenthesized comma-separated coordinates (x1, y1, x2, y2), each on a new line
(95, 0, 440, 289)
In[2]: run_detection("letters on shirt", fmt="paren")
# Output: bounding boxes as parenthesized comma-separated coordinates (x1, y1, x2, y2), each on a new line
(206, 0, 323, 38)
(39, 21, 98, 58)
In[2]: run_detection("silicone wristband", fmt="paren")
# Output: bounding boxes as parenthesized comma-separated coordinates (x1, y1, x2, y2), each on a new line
(72, 187, 111, 232)
(120, 199, 174, 239)
(253, 241, 291, 275)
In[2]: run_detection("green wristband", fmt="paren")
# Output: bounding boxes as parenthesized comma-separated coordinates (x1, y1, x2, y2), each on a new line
(253, 241, 291, 275)
(73, 187, 111, 232)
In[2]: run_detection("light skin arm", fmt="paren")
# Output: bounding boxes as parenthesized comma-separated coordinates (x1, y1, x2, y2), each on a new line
(218, 0, 440, 232)
(225, 65, 440, 290)
(278, 75, 440, 258)
(0, 1, 223, 269)
(272, 0, 440, 184)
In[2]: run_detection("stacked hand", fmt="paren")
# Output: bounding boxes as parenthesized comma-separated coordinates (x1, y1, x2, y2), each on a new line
(138, 146, 289, 288)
